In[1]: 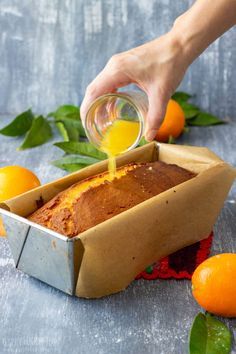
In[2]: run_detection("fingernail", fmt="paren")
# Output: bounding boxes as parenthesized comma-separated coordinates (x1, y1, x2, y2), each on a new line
(145, 130, 157, 142)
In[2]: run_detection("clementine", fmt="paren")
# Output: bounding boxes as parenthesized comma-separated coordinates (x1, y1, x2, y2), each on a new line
(0, 166, 40, 202)
(156, 99, 185, 142)
(0, 166, 40, 236)
(192, 253, 236, 317)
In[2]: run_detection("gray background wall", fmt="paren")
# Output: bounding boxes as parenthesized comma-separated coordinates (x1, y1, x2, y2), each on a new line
(0, 0, 236, 119)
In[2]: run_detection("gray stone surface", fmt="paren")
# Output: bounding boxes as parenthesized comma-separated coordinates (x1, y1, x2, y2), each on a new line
(0, 1, 236, 353)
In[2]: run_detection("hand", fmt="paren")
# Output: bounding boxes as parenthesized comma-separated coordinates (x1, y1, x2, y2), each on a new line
(81, 31, 188, 141)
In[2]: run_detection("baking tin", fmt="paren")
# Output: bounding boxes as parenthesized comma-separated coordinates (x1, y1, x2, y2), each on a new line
(0, 208, 83, 295)
(0, 142, 235, 298)
(0, 142, 158, 295)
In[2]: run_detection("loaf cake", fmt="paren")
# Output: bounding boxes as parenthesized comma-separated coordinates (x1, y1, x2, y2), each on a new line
(29, 161, 196, 238)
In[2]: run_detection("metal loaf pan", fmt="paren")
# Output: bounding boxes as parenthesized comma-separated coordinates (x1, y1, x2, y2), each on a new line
(0, 143, 159, 295)
(1, 142, 235, 298)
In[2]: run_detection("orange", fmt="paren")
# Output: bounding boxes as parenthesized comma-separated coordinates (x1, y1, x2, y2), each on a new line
(156, 99, 185, 142)
(192, 253, 236, 317)
(0, 165, 40, 202)
(0, 166, 40, 236)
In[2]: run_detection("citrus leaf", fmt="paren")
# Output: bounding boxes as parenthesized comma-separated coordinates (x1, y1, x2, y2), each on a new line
(183, 126, 190, 133)
(172, 91, 192, 102)
(138, 137, 148, 146)
(188, 112, 225, 126)
(189, 313, 232, 354)
(60, 119, 80, 141)
(168, 135, 176, 144)
(56, 117, 86, 138)
(49, 105, 84, 140)
(52, 155, 100, 168)
(54, 141, 107, 160)
(55, 122, 69, 141)
(52, 163, 86, 172)
(18, 116, 52, 150)
(179, 101, 200, 119)
(0, 109, 34, 137)
(48, 105, 80, 120)
(189, 313, 208, 354)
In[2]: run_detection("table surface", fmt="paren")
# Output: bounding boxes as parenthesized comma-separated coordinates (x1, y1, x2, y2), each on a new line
(0, 116, 235, 354)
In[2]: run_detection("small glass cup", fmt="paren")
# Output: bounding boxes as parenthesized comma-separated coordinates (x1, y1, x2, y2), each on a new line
(84, 91, 148, 154)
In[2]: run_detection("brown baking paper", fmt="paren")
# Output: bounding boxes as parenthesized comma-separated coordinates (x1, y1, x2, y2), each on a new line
(75, 143, 236, 298)
(1, 143, 235, 298)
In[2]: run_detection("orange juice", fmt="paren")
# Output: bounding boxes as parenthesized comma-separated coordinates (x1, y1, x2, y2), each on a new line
(100, 120, 140, 178)
(84, 92, 147, 179)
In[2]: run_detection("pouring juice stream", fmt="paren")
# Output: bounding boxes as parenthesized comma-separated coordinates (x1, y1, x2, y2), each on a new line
(100, 120, 140, 178)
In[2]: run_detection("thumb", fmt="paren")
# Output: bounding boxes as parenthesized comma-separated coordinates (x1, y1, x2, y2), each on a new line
(145, 87, 169, 142)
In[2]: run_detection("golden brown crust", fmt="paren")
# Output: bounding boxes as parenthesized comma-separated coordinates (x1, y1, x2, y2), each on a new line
(28, 161, 196, 237)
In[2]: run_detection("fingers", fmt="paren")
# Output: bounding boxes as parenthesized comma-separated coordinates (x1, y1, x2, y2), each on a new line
(80, 71, 116, 124)
(80, 55, 131, 123)
(81, 50, 171, 144)
(145, 86, 169, 141)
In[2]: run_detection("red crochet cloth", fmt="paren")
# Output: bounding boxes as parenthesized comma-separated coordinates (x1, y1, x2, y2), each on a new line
(136, 232, 213, 280)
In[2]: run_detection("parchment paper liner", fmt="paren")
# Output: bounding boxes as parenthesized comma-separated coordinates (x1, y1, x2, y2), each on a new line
(1, 142, 235, 298)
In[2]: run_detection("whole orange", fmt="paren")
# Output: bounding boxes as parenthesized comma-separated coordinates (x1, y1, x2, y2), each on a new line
(192, 253, 236, 317)
(0, 165, 40, 202)
(156, 99, 185, 142)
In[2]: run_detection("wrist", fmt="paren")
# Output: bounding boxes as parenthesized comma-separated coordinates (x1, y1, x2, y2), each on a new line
(166, 23, 193, 69)
(170, 0, 236, 66)
(170, 12, 207, 66)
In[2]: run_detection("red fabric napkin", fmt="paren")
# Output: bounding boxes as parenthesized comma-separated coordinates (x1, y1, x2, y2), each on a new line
(136, 232, 213, 280)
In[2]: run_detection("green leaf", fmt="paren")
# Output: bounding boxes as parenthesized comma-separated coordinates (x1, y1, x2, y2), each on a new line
(188, 112, 225, 126)
(138, 137, 148, 146)
(172, 91, 192, 102)
(168, 135, 176, 144)
(49, 104, 85, 140)
(189, 313, 208, 354)
(55, 122, 69, 141)
(60, 119, 80, 141)
(56, 117, 86, 138)
(0, 109, 34, 137)
(53, 163, 86, 172)
(183, 126, 190, 133)
(18, 116, 52, 150)
(48, 105, 86, 141)
(52, 155, 100, 168)
(189, 313, 232, 354)
(54, 141, 107, 160)
(48, 105, 80, 120)
(179, 101, 200, 119)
